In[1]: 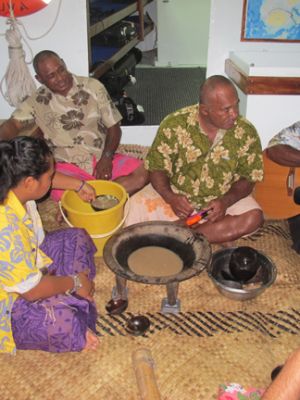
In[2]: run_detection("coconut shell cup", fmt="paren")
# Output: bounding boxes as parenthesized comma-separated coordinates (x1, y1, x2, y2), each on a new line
(91, 194, 119, 211)
(229, 246, 260, 283)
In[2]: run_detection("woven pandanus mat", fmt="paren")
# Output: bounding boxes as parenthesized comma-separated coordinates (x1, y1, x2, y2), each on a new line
(23, 194, 300, 400)
(3, 331, 300, 400)
(117, 143, 149, 160)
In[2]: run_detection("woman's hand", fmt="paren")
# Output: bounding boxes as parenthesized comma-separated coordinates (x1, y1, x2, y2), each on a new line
(77, 182, 96, 202)
(75, 271, 95, 301)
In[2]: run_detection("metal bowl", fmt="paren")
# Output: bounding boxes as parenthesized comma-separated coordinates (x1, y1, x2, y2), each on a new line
(207, 247, 277, 301)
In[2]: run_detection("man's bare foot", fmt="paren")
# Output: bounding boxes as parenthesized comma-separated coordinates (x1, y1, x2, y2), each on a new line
(83, 329, 99, 351)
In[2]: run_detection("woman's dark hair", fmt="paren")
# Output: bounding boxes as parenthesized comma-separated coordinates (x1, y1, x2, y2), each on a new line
(0, 136, 52, 202)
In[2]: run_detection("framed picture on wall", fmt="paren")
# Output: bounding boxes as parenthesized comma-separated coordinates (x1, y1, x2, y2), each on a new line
(241, 0, 300, 42)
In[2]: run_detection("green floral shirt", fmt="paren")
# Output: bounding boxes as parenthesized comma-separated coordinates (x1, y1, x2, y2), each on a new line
(145, 105, 264, 209)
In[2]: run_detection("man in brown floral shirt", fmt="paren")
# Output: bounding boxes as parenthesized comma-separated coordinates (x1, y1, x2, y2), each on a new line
(0, 50, 148, 196)
(126, 75, 264, 244)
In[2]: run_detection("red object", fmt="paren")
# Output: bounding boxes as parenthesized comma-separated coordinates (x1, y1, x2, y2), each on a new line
(0, 1, 51, 17)
(186, 214, 203, 226)
(185, 209, 211, 226)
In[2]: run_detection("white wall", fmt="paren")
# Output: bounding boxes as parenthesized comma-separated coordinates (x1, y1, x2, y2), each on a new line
(206, 0, 300, 148)
(156, 0, 210, 67)
(0, 0, 88, 119)
(121, 125, 157, 146)
(245, 94, 300, 148)
(207, 0, 300, 76)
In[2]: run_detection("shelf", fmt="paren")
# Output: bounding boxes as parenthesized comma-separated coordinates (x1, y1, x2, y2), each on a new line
(89, 1, 135, 39)
(90, 21, 153, 78)
(91, 39, 138, 78)
(87, 0, 154, 79)
(225, 58, 300, 95)
(88, 0, 153, 39)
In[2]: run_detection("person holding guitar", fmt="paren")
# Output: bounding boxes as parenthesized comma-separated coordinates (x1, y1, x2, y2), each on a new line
(263, 121, 300, 253)
(253, 121, 300, 220)
(266, 121, 300, 167)
(267, 121, 300, 207)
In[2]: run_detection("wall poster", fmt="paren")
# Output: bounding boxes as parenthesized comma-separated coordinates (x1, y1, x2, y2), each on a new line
(241, 0, 300, 42)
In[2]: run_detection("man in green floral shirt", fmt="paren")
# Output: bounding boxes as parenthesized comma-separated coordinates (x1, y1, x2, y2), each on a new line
(126, 75, 264, 244)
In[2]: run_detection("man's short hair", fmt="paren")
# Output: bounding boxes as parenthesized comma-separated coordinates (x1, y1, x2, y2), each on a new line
(33, 50, 61, 74)
(199, 75, 234, 104)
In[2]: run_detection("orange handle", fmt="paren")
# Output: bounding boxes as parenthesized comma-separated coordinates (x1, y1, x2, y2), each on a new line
(185, 208, 211, 226)
(186, 214, 202, 226)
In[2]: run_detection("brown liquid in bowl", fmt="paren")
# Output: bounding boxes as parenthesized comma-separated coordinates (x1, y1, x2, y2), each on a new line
(128, 246, 183, 277)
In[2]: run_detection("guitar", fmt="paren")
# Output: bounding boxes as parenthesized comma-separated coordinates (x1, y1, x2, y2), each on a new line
(253, 151, 300, 219)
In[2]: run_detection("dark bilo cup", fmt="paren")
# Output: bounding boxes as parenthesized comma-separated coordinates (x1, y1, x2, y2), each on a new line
(229, 246, 259, 283)
(271, 365, 283, 381)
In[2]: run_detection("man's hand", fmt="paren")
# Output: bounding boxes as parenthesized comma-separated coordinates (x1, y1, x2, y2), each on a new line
(95, 122, 121, 179)
(94, 157, 113, 180)
(205, 198, 226, 222)
(203, 178, 254, 223)
(150, 170, 194, 219)
(168, 193, 194, 219)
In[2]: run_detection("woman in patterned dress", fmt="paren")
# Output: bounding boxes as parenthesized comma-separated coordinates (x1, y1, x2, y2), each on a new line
(0, 136, 99, 354)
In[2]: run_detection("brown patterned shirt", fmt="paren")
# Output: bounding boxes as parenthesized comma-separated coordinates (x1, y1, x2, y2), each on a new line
(12, 75, 122, 174)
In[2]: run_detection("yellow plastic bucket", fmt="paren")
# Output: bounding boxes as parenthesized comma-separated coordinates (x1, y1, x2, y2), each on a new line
(59, 180, 128, 257)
